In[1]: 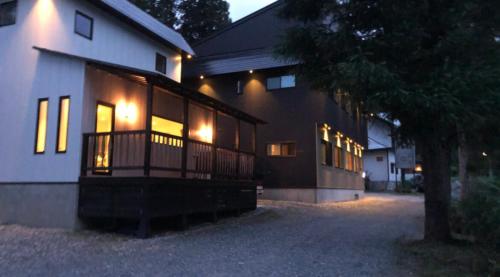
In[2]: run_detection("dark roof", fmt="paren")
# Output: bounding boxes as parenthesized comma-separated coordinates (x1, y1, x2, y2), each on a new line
(184, 49, 298, 77)
(88, 0, 194, 55)
(192, 1, 283, 48)
(34, 47, 264, 125)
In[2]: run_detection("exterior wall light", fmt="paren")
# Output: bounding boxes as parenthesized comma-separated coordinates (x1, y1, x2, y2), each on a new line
(187, 54, 193, 59)
(200, 75, 205, 80)
(249, 70, 254, 74)
(482, 152, 488, 157)
(116, 101, 138, 123)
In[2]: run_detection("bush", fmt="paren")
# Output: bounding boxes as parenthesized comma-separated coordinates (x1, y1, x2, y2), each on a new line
(454, 177, 500, 250)
(395, 180, 413, 193)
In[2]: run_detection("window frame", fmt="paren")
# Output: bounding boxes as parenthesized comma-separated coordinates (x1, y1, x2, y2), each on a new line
(56, 96, 71, 154)
(34, 98, 49, 155)
(0, 0, 17, 27)
(266, 141, 297, 158)
(155, 53, 167, 74)
(74, 10, 94, 40)
(266, 75, 296, 91)
(320, 140, 333, 166)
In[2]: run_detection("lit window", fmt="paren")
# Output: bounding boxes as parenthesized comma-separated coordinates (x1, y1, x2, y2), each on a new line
(152, 116, 183, 137)
(266, 75, 296, 90)
(267, 142, 296, 157)
(35, 98, 49, 154)
(75, 11, 93, 40)
(155, 53, 167, 74)
(56, 96, 70, 153)
(0, 1, 16, 27)
(320, 140, 333, 166)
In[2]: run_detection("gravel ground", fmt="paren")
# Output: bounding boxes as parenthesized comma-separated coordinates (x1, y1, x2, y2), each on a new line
(0, 193, 424, 277)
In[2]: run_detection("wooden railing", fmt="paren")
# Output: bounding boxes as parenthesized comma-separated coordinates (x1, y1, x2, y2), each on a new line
(81, 130, 255, 180)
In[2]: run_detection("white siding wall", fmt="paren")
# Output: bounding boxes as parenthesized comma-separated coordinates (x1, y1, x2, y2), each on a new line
(367, 119, 392, 150)
(0, 0, 184, 182)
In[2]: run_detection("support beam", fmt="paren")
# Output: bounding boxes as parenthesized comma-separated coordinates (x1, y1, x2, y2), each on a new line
(212, 110, 218, 179)
(144, 81, 154, 176)
(181, 97, 189, 178)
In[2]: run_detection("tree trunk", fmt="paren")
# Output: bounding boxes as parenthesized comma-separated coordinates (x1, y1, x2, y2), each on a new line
(422, 140, 452, 241)
(457, 130, 469, 199)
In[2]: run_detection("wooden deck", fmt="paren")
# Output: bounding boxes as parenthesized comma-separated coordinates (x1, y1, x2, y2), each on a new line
(78, 177, 257, 237)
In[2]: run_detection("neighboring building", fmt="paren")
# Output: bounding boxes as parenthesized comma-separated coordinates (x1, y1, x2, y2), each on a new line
(363, 116, 401, 191)
(0, 0, 262, 236)
(183, 1, 367, 203)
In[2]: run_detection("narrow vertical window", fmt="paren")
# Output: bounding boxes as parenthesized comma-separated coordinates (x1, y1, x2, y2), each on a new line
(155, 53, 167, 74)
(35, 98, 49, 154)
(56, 96, 70, 153)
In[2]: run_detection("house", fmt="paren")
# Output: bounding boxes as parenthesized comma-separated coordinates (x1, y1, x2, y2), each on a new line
(0, 0, 263, 237)
(363, 116, 401, 191)
(183, 1, 368, 203)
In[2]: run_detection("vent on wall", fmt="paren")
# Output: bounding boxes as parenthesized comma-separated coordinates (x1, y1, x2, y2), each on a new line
(236, 80, 243, 95)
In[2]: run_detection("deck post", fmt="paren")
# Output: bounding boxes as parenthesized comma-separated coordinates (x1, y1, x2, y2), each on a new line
(144, 81, 154, 177)
(137, 183, 152, 238)
(80, 134, 89, 177)
(181, 97, 189, 178)
(212, 110, 218, 179)
(236, 119, 241, 179)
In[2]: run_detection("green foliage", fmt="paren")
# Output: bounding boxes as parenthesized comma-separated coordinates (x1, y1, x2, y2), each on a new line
(455, 177, 500, 249)
(177, 0, 231, 43)
(395, 181, 413, 194)
(277, 0, 500, 145)
(128, 0, 177, 27)
(129, 0, 232, 43)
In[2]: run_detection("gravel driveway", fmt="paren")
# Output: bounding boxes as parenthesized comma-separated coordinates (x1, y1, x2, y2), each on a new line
(0, 193, 424, 277)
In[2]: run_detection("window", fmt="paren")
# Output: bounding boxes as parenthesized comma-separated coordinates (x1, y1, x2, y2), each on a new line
(376, 156, 384, 162)
(0, 1, 16, 27)
(267, 142, 296, 157)
(75, 11, 93, 40)
(34, 98, 49, 154)
(155, 53, 167, 74)
(56, 96, 70, 153)
(345, 140, 354, 171)
(152, 115, 184, 147)
(320, 140, 333, 166)
(266, 75, 296, 90)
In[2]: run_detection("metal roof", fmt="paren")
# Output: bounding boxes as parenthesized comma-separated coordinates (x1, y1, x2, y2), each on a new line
(89, 0, 194, 55)
(34, 47, 264, 124)
(184, 49, 299, 77)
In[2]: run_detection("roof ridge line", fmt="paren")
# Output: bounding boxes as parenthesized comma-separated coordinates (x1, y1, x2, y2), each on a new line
(192, 1, 283, 47)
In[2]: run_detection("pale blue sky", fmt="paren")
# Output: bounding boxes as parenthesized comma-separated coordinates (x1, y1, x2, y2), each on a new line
(227, 0, 277, 21)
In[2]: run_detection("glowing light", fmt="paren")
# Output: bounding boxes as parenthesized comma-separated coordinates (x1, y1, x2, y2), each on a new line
(249, 70, 254, 74)
(187, 54, 193, 59)
(362, 172, 366, 179)
(415, 164, 423, 172)
(116, 101, 138, 123)
(482, 152, 488, 157)
(200, 75, 205, 80)
(195, 125, 213, 143)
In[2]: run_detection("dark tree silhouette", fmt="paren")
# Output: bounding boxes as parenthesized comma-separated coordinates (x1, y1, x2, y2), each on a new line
(129, 0, 177, 27)
(177, 0, 232, 43)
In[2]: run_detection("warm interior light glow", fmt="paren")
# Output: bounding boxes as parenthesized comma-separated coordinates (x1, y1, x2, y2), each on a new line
(415, 164, 423, 172)
(57, 97, 70, 152)
(152, 116, 183, 137)
(36, 99, 49, 153)
(116, 101, 138, 123)
(195, 125, 213, 143)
